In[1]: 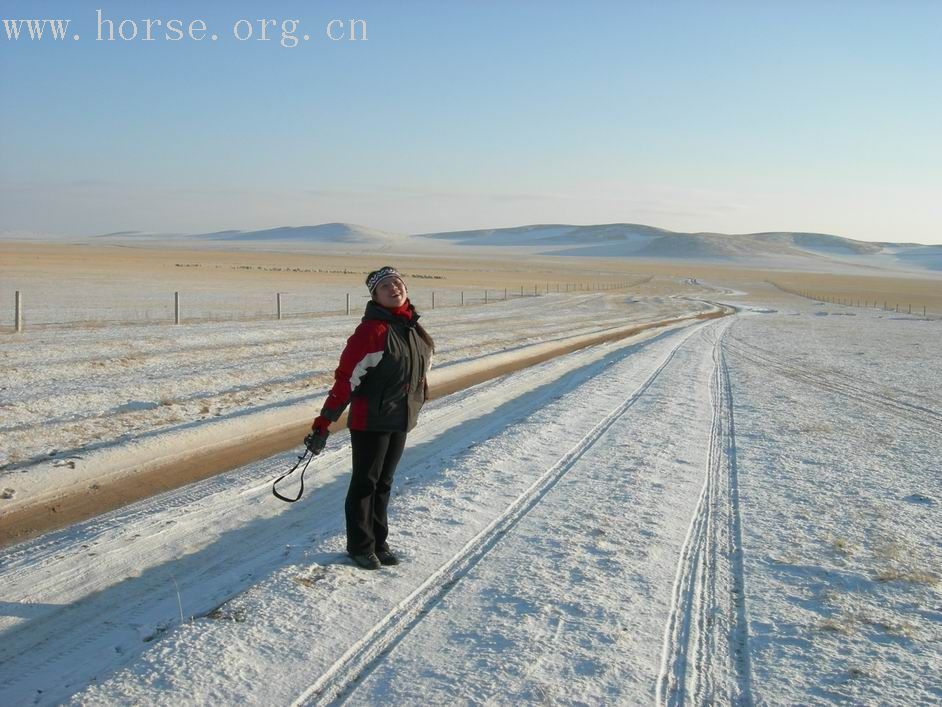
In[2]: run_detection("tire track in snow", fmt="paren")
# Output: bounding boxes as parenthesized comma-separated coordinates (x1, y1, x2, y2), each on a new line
(724, 334, 942, 428)
(727, 332, 938, 405)
(656, 322, 753, 706)
(294, 321, 711, 707)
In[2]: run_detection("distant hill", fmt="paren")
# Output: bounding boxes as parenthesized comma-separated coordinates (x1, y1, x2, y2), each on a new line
(416, 223, 941, 270)
(77, 222, 410, 252)
(191, 223, 408, 247)
(10, 221, 936, 274)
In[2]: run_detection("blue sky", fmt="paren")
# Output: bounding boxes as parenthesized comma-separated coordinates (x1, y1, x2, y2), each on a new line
(1, 1, 940, 243)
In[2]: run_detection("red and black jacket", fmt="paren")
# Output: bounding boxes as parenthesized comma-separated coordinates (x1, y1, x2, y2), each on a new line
(319, 299, 433, 432)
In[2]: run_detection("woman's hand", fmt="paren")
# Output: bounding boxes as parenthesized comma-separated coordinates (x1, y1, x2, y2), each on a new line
(305, 417, 331, 455)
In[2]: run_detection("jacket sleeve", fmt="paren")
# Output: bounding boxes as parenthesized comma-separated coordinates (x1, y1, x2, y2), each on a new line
(319, 320, 388, 422)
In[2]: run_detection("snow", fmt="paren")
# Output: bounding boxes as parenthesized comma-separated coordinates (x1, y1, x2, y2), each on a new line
(0, 292, 704, 490)
(1, 319, 702, 705)
(1, 283, 940, 705)
(721, 304, 942, 704)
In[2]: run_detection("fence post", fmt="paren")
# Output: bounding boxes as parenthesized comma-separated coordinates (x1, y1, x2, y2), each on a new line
(14, 290, 22, 333)
(174, 291, 181, 324)
(534, 284, 538, 296)
(484, 289, 488, 304)
(346, 293, 350, 315)
(277, 293, 282, 320)
(461, 291, 464, 306)
(432, 291, 435, 310)
(504, 288, 507, 300)
(520, 285, 524, 297)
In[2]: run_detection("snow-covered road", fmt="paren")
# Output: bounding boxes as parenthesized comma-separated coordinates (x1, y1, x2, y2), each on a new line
(1, 291, 939, 706)
(1, 316, 718, 705)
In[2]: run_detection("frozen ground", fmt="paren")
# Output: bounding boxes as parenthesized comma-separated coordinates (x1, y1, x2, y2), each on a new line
(0, 285, 939, 705)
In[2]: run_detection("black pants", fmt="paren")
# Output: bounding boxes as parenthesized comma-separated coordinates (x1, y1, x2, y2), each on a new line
(346, 429, 407, 555)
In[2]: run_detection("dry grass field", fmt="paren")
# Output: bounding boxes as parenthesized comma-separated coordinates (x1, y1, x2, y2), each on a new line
(0, 242, 642, 292)
(1, 242, 939, 325)
(763, 270, 942, 315)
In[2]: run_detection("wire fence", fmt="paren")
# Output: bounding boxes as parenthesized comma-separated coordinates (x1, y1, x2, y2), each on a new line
(767, 281, 939, 319)
(2, 281, 637, 333)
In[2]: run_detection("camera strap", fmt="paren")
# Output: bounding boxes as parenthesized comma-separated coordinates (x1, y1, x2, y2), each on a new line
(272, 449, 315, 503)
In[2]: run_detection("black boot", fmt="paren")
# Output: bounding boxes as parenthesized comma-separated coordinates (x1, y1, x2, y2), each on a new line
(376, 548, 399, 566)
(350, 552, 381, 570)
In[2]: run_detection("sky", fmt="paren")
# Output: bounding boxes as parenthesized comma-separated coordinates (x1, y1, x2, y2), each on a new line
(1, 1, 940, 244)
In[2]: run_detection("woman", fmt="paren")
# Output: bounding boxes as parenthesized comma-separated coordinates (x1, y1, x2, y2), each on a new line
(308, 266, 434, 570)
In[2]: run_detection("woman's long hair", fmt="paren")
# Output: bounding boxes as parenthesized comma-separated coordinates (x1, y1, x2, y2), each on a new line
(414, 320, 435, 353)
